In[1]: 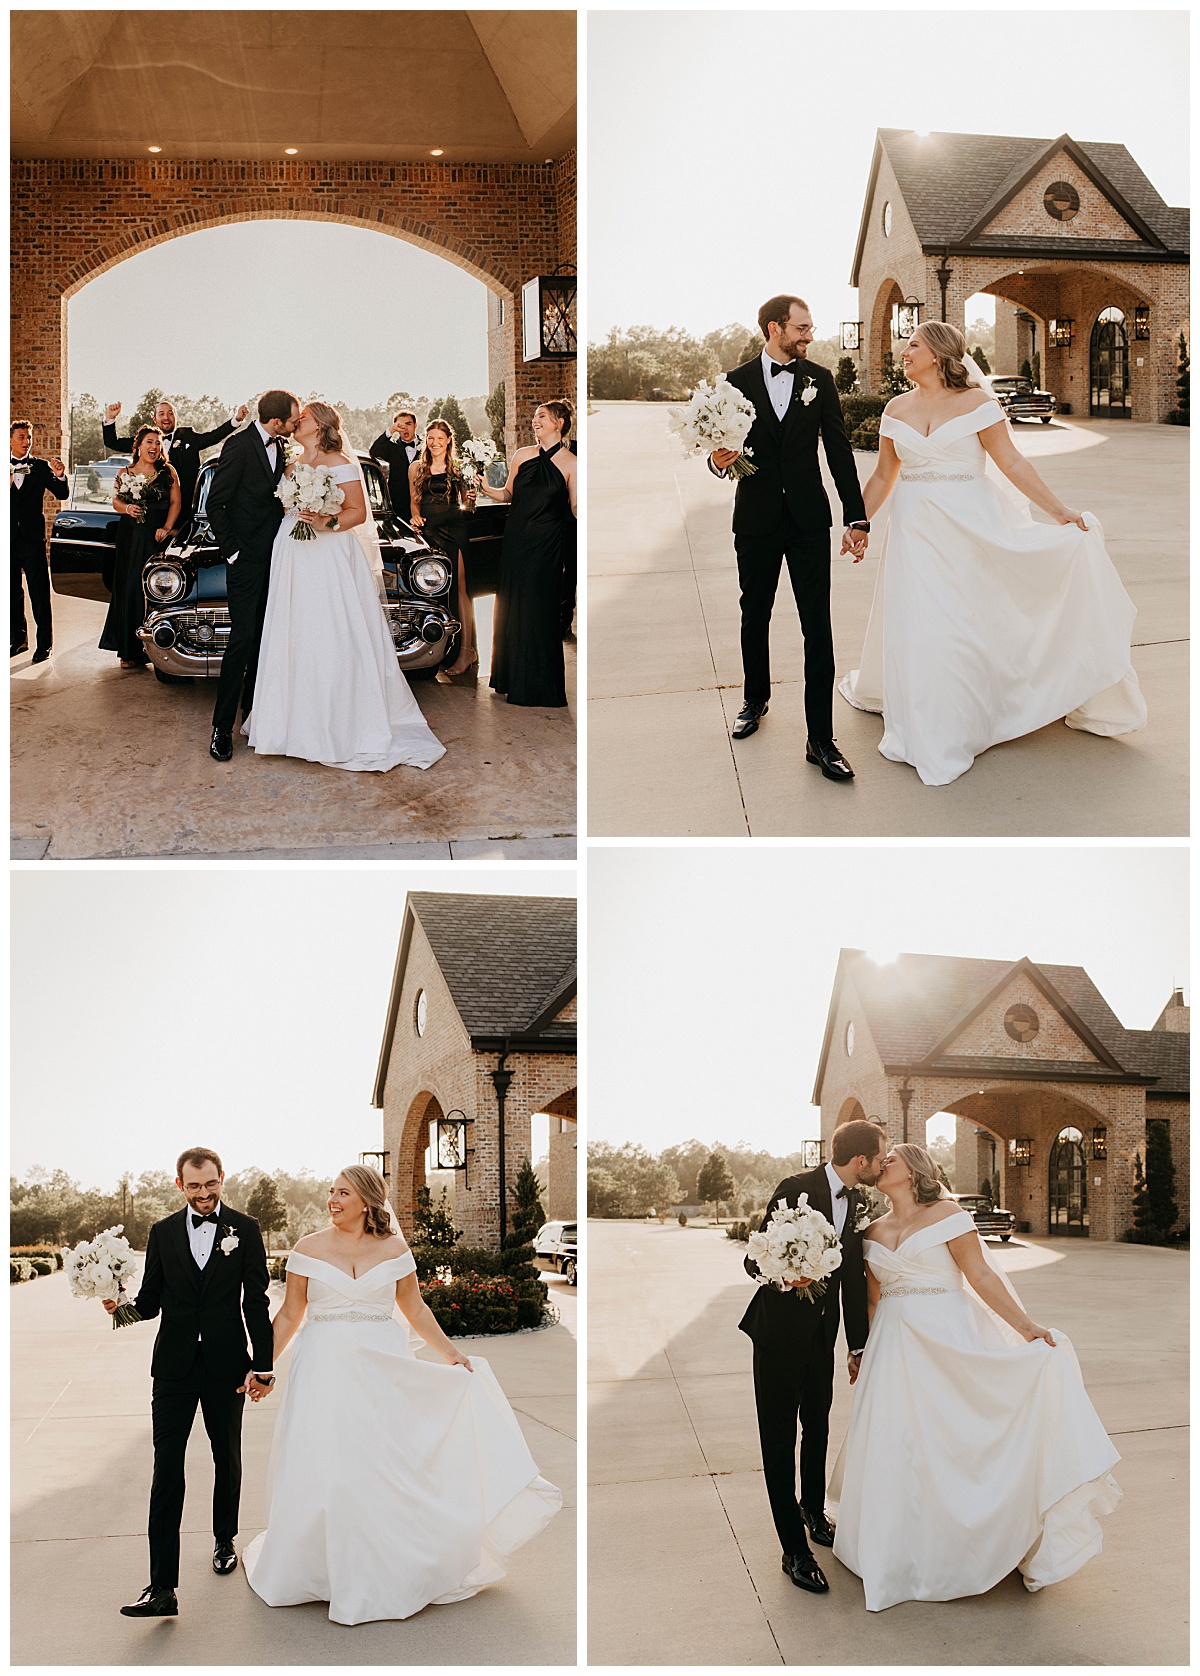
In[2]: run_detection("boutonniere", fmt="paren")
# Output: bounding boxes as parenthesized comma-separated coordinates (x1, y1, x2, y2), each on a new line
(799, 376, 818, 407)
(219, 1225, 240, 1256)
(852, 1192, 874, 1235)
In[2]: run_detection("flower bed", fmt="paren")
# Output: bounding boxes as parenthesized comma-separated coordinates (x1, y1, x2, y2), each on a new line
(420, 1273, 520, 1336)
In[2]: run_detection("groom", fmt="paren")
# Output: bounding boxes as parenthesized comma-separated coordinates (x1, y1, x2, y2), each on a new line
(106, 1147, 274, 1618)
(709, 295, 868, 780)
(739, 1119, 887, 1593)
(205, 389, 300, 762)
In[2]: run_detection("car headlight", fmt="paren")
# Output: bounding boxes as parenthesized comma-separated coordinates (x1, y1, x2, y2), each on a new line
(145, 564, 186, 603)
(411, 557, 451, 596)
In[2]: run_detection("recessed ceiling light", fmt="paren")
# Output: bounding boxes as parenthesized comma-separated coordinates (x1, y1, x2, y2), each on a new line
(284, 147, 298, 156)
(430, 148, 444, 157)
(147, 145, 162, 154)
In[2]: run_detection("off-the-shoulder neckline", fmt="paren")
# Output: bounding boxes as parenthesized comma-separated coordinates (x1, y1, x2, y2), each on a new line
(863, 1208, 973, 1253)
(291, 1249, 412, 1281)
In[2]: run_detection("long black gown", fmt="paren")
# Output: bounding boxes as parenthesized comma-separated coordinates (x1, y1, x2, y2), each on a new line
(418, 471, 472, 664)
(99, 467, 174, 664)
(490, 443, 571, 707)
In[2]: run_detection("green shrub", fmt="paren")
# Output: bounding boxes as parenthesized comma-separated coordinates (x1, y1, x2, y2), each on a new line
(450, 1245, 505, 1277)
(29, 1257, 56, 1276)
(677, 1211, 687, 1226)
(10, 1245, 64, 1268)
(850, 417, 881, 452)
(726, 1220, 750, 1242)
(10, 1259, 35, 1284)
(266, 1256, 289, 1283)
(834, 356, 858, 394)
(420, 1273, 520, 1336)
(1165, 409, 1189, 425)
(839, 392, 887, 432)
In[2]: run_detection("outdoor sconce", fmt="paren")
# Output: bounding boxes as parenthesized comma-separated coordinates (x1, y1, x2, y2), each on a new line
(894, 299, 922, 339)
(522, 269, 577, 361)
(800, 1139, 825, 1169)
(430, 1110, 472, 1184)
(1048, 318, 1074, 350)
(840, 321, 863, 352)
(1090, 1126, 1108, 1161)
(1009, 1137, 1034, 1167)
(1133, 306, 1151, 341)
(359, 1149, 391, 1181)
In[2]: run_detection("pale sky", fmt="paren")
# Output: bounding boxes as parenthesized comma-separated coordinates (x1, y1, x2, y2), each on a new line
(588, 9, 1190, 340)
(11, 869, 574, 1189)
(588, 847, 1188, 1154)
(68, 221, 490, 410)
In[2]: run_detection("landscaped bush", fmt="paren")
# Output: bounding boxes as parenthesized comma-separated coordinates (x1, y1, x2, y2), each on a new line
(726, 1220, 750, 1242)
(10, 1259, 35, 1284)
(850, 417, 881, 452)
(10, 1245, 64, 1268)
(420, 1274, 519, 1336)
(266, 1256, 289, 1283)
(839, 393, 887, 433)
(29, 1257, 57, 1276)
(677, 1211, 687, 1226)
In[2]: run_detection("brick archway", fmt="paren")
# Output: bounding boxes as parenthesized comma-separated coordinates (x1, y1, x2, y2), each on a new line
(13, 156, 576, 458)
(396, 1088, 447, 1234)
(866, 277, 906, 392)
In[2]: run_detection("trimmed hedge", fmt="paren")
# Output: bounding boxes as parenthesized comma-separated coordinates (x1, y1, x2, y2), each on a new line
(11, 1259, 35, 1284)
(421, 1274, 520, 1336)
(850, 416, 881, 452)
(839, 393, 887, 432)
(10, 1245, 64, 1268)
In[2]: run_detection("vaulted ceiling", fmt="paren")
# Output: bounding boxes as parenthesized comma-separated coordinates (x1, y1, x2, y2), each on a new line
(11, 10, 576, 162)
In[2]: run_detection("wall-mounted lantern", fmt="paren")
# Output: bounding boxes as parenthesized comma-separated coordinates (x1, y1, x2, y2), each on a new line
(522, 269, 577, 361)
(1009, 1136, 1034, 1167)
(840, 321, 863, 352)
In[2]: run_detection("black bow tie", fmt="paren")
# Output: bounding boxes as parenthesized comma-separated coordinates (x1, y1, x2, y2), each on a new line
(836, 1184, 855, 1200)
(191, 1211, 219, 1227)
(160, 432, 174, 442)
(770, 360, 798, 377)
(11, 457, 30, 466)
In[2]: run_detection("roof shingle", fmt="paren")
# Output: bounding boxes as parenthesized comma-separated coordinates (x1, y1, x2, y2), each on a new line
(409, 892, 576, 1040)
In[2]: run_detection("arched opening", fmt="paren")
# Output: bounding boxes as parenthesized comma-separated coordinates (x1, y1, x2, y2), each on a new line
(924, 1112, 957, 1191)
(838, 1096, 868, 1125)
(1048, 1126, 1089, 1234)
(538, 1087, 577, 1221)
(396, 1089, 448, 1234)
(867, 278, 906, 392)
(1090, 307, 1132, 418)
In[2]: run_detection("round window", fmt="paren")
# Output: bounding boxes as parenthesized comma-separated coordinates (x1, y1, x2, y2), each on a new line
(1004, 1003, 1039, 1043)
(1043, 181, 1080, 221)
(882, 200, 892, 238)
(845, 1020, 855, 1057)
(414, 989, 428, 1037)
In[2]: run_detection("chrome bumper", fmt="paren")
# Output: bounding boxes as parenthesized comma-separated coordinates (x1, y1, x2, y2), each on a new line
(137, 602, 461, 677)
(385, 602, 460, 669)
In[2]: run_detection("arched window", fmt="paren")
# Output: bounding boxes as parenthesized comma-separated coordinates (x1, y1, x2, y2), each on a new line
(1048, 1126, 1089, 1235)
(1090, 307, 1131, 418)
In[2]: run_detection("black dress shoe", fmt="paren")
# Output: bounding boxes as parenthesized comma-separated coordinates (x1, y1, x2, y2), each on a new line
(10, 641, 28, 657)
(213, 1541, 238, 1575)
(120, 1585, 178, 1617)
(733, 700, 768, 739)
(806, 737, 854, 781)
(802, 1506, 836, 1547)
(782, 1551, 829, 1593)
(209, 726, 233, 762)
(31, 647, 51, 664)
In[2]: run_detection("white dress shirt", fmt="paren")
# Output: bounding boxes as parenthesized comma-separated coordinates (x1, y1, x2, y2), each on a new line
(187, 1200, 224, 1268)
(762, 346, 795, 421)
(825, 1162, 853, 1238)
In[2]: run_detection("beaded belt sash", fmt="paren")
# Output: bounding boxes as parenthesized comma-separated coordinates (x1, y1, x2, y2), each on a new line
(899, 470, 982, 482)
(308, 1309, 393, 1323)
(878, 1283, 958, 1299)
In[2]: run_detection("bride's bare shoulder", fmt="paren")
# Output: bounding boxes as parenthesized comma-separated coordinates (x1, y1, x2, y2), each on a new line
(927, 1200, 970, 1228)
(293, 1231, 327, 1253)
(882, 394, 913, 416)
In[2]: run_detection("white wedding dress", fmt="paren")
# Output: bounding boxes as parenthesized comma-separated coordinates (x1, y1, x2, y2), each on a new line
(827, 1211, 1121, 1612)
(838, 401, 1146, 785)
(242, 1251, 561, 1624)
(244, 465, 445, 772)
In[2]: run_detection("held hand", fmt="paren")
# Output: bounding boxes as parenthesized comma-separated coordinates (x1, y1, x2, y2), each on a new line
(105, 402, 121, 423)
(710, 447, 739, 470)
(1023, 1322, 1057, 1348)
(295, 510, 321, 529)
(102, 1297, 118, 1315)
(234, 404, 249, 423)
(1055, 508, 1087, 531)
(848, 1350, 863, 1386)
(237, 1373, 275, 1401)
(840, 529, 867, 560)
(788, 1276, 813, 1290)
(50, 457, 66, 478)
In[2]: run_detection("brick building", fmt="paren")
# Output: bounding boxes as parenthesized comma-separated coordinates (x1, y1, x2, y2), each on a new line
(814, 950, 1189, 1241)
(372, 893, 576, 1248)
(850, 129, 1188, 421)
(11, 12, 576, 462)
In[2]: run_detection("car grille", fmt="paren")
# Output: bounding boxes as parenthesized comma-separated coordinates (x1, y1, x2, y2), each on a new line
(172, 609, 231, 652)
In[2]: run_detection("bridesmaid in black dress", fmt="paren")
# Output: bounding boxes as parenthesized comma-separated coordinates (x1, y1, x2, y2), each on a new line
(100, 426, 181, 668)
(407, 419, 477, 677)
(478, 401, 578, 707)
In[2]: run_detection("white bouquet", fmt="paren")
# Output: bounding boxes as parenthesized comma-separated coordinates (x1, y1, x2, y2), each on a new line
(667, 375, 758, 480)
(746, 1195, 842, 1306)
(460, 436, 498, 486)
(115, 468, 148, 520)
(276, 461, 345, 542)
(62, 1225, 141, 1327)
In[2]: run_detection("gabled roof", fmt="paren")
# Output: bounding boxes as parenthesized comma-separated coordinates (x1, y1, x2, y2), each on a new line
(851, 128, 1189, 284)
(372, 893, 576, 1106)
(813, 950, 1189, 1102)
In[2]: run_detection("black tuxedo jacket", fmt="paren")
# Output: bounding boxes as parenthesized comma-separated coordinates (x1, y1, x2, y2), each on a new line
(132, 1205, 273, 1382)
(204, 425, 287, 562)
(103, 419, 235, 512)
(715, 357, 865, 539)
(369, 431, 420, 489)
(11, 457, 69, 541)
(738, 1166, 870, 1357)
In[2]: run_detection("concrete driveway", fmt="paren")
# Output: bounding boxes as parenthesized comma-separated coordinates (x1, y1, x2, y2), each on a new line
(587, 1218, 1188, 1665)
(11, 1267, 576, 1664)
(11, 592, 575, 860)
(588, 402, 1187, 836)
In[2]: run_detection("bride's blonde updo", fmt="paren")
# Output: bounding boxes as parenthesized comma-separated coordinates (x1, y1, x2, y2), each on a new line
(306, 400, 346, 454)
(892, 1143, 948, 1205)
(914, 321, 972, 392)
(337, 1164, 395, 1238)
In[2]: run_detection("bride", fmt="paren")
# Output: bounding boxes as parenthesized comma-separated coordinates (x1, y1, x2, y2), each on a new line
(827, 1144, 1120, 1612)
(242, 1166, 560, 1624)
(838, 322, 1146, 785)
(244, 402, 445, 773)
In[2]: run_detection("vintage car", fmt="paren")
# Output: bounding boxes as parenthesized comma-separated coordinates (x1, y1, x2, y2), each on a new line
(533, 1219, 577, 1285)
(950, 1194, 1016, 1241)
(51, 450, 508, 682)
(985, 374, 1058, 424)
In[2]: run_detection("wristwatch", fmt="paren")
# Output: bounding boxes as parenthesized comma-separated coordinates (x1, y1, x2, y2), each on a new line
(847, 520, 870, 532)
(327, 516, 339, 531)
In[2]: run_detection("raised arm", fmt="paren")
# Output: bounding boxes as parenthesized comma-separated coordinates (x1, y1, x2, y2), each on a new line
(475, 444, 536, 503)
(979, 418, 1086, 527)
(948, 1227, 1055, 1344)
(189, 417, 237, 451)
(394, 1269, 473, 1369)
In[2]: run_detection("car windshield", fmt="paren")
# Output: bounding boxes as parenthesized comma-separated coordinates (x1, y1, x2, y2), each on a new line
(562, 1225, 577, 1240)
(992, 378, 1032, 393)
(68, 461, 124, 509)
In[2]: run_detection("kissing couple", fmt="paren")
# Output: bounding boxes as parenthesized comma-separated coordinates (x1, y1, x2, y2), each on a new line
(112, 1147, 559, 1625)
(206, 391, 444, 774)
(740, 1119, 1120, 1610)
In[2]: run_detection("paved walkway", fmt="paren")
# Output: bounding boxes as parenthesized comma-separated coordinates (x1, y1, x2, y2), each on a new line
(11, 592, 576, 859)
(12, 1268, 576, 1665)
(588, 402, 1188, 835)
(587, 1218, 1188, 1665)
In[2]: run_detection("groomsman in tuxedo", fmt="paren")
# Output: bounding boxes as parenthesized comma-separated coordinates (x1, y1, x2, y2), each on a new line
(106, 1147, 274, 1617)
(10, 420, 69, 662)
(709, 295, 868, 780)
(370, 409, 421, 490)
(104, 398, 249, 514)
(739, 1119, 886, 1594)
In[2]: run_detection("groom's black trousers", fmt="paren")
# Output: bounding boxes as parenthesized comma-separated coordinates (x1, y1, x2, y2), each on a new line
(735, 511, 834, 741)
(212, 548, 272, 733)
(148, 1348, 245, 1588)
(752, 1341, 835, 1557)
